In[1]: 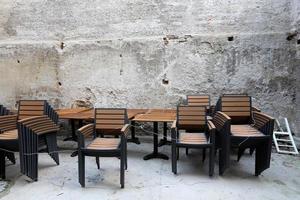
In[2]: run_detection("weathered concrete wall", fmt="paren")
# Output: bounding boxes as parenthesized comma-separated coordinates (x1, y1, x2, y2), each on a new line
(292, 0, 300, 137)
(0, 0, 299, 134)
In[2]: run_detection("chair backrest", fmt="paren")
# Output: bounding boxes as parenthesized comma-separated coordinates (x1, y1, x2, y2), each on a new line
(94, 108, 128, 135)
(217, 95, 252, 124)
(222, 93, 248, 96)
(176, 105, 207, 132)
(187, 95, 210, 108)
(18, 100, 46, 120)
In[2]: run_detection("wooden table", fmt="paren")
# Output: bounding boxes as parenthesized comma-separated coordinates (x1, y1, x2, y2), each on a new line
(132, 109, 176, 160)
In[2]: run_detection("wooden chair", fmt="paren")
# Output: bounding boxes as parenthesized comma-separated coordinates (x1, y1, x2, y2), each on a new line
(171, 105, 216, 176)
(77, 108, 130, 188)
(215, 95, 275, 175)
(0, 100, 59, 180)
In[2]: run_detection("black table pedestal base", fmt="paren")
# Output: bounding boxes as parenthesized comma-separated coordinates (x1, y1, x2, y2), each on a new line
(143, 152, 169, 160)
(143, 122, 169, 160)
(127, 137, 141, 144)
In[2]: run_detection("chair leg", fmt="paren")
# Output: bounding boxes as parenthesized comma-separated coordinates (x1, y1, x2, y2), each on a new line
(45, 133, 59, 165)
(96, 157, 100, 169)
(202, 148, 206, 162)
(185, 148, 189, 156)
(125, 142, 128, 170)
(120, 152, 125, 188)
(78, 151, 85, 187)
(237, 148, 246, 162)
(249, 147, 255, 155)
(6, 153, 15, 165)
(0, 151, 6, 180)
(255, 140, 271, 176)
(176, 147, 179, 160)
(172, 144, 177, 174)
(209, 147, 215, 177)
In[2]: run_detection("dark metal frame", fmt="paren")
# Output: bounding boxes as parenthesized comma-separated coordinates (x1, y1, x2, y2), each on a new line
(0, 105, 10, 116)
(77, 108, 129, 188)
(211, 111, 231, 175)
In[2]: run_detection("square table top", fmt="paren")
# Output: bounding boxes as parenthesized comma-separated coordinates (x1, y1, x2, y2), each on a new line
(132, 109, 176, 122)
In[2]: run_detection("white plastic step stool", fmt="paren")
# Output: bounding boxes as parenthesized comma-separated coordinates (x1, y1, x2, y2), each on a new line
(273, 118, 299, 155)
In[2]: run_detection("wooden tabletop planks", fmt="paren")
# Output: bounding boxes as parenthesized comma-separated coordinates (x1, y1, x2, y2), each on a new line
(132, 109, 176, 122)
(56, 108, 176, 121)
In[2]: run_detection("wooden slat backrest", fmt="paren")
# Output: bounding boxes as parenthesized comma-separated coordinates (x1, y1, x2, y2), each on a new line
(0, 115, 17, 132)
(19, 115, 60, 135)
(222, 93, 248, 96)
(177, 105, 207, 132)
(18, 100, 46, 120)
(220, 95, 252, 124)
(212, 111, 231, 131)
(187, 95, 210, 107)
(94, 108, 127, 135)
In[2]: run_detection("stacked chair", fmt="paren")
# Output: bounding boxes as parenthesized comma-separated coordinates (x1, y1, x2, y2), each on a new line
(215, 95, 275, 175)
(171, 105, 216, 176)
(77, 108, 130, 188)
(0, 100, 60, 181)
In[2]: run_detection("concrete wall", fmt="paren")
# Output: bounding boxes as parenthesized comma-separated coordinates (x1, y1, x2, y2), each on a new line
(293, 0, 300, 137)
(0, 0, 299, 134)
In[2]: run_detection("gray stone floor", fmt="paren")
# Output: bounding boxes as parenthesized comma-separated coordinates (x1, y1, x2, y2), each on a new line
(0, 137, 300, 200)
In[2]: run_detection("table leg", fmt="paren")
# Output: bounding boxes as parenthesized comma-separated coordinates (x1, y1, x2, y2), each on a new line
(64, 119, 78, 142)
(143, 122, 169, 160)
(127, 121, 141, 144)
(158, 122, 171, 146)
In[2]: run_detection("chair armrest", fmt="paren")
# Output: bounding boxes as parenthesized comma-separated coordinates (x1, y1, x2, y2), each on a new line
(253, 111, 274, 135)
(77, 123, 94, 138)
(171, 120, 177, 141)
(0, 114, 17, 133)
(252, 106, 261, 112)
(207, 120, 216, 144)
(121, 124, 130, 138)
(18, 116, 47, 124)
(77, 123, 94, 148)
(18, 115, 60, 135)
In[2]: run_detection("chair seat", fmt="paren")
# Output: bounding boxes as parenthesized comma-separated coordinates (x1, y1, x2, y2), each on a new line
(87, 138, 120, 150)
(231, 125, 264, 137)
(0, 129, 18, 140)
(179, 132, 208, 144)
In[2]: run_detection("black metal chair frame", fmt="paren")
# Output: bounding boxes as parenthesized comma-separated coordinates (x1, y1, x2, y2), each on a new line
(77, 108, 130, 188)
(211, 111, 231, 175)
